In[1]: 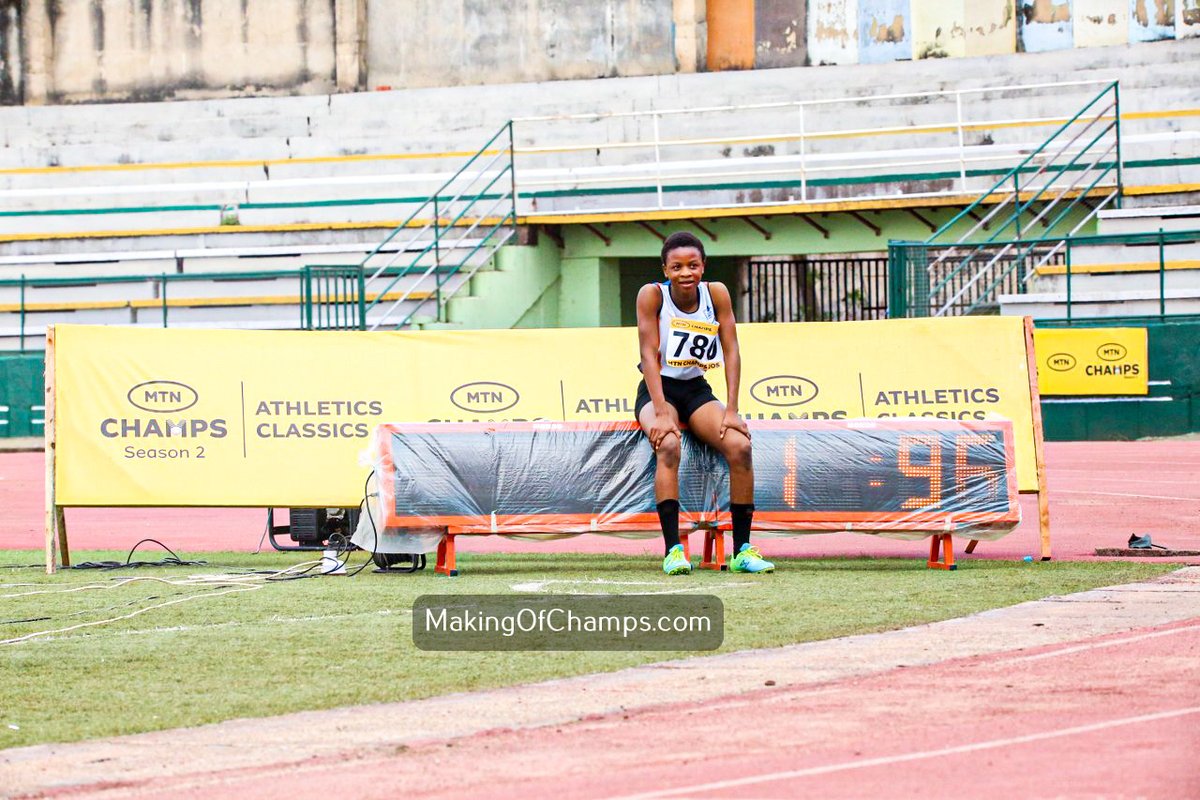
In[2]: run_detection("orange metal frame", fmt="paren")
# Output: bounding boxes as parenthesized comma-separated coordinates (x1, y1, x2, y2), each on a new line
(374, 418, 1024, 577)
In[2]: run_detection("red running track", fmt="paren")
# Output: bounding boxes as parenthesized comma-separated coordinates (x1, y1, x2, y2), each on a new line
(1, 440, 1197, 561)
(61, 619, 1200, 799)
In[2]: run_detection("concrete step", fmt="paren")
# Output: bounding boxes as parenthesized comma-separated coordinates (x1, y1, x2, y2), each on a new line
(1096, 205, 1200, 235)
(1027, 268, 1200, 293)
(999, 288, 1200, 318)
(1066, 239, 1200, 266)
(0, 225, 400, 258)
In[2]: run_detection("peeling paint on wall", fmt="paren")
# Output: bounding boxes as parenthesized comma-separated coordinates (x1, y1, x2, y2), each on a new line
(0, 0, 20, 104)
(913, 0, 965, 59)
(1019, 0, 1074, 51)
(859, 0, 911, 63)
(31, 0, 339, 103)
(1180, 0, 1200, 37)
(755, 0, 807, 68)
(965, 0, 1017, 55)
(1075, 0, 1128, 47)
(1130, 0, 1176, 40)
(708, 0, 756, 70)
(369, 0, 675, 89)
(808, 0, 858, 65)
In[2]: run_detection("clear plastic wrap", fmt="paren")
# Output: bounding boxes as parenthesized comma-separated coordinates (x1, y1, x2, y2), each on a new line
(367, 418, 1020, 542)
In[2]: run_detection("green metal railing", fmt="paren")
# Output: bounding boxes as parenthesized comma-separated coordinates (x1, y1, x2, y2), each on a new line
(890, 228, 1199, 320)
(0, 268, 418, 350)
(301, 266, 366, 330)
(888, 82, 1122, 317)
(307, 123, 519, 330)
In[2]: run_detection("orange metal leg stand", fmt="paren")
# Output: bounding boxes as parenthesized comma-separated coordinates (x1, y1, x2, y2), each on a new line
(700, 530, 728, 571)
(435, 533, 458, 576)
(927, 533, 957, 571)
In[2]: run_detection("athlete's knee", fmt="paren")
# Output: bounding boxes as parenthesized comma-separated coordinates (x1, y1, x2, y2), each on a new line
(725, 436, 752, 471)
(656, 434, 682, 466)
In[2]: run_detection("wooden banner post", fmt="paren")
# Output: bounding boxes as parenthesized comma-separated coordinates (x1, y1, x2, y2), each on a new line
(44, 326, 69, 574)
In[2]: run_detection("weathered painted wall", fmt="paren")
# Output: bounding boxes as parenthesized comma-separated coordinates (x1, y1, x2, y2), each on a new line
(808, 0, 858, 64)
(368, 0, 676, 89)
(1181, 0, 1200, 36)
(708, 0, 756, 69)
(1130, 0, 1176, 40)
(1075, 0, 1128, 47)
(1019, 0, 1075, 52)
(23, 0, 343, 104)
(913, 0, 966, 58)
(673, 0, 707, 72)
(2, 0, 1194, 106)
(859, 0, 911, 63)
(0, 1, 19, 105)
(966, 0, 1018, 55)
(754, 0, 806, 68)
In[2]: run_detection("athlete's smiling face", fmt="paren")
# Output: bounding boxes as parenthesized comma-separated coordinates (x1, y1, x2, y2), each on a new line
(662, 246, 705, 293)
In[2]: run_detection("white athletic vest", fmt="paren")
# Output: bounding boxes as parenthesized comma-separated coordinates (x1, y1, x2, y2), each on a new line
(657, 282, 723, 379)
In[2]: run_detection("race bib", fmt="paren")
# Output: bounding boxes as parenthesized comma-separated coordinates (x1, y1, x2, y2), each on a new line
(665, 318, 722, 371)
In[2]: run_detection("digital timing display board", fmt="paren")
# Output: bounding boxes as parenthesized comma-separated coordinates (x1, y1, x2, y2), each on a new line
(372, 419, 1019, 535)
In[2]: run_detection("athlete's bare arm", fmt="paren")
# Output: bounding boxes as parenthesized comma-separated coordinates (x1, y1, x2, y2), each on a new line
(636, 283, 680, 450)
(710, 281, 751, 441)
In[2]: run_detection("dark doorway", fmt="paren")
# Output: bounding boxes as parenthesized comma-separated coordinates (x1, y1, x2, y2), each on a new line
(745, 255, 889, 322)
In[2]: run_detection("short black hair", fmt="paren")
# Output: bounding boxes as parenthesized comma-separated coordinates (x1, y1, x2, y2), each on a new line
(661, 231, 706, 265)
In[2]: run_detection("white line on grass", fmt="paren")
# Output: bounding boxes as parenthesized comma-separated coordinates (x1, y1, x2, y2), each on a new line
(510, 578, 756, 594)
(0, 585, 259, 646)
(17, 608, 414, 645)
(608, 706, 1200, 800)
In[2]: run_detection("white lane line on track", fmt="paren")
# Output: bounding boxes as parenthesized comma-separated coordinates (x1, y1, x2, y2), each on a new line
(1052, 489, 1200, 502)
(994, 623, 1200, 665)
(608, 706, 1200, 800)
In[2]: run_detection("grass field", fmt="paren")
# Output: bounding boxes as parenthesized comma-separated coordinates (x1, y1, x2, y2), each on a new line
(0, 548, 1177, 750)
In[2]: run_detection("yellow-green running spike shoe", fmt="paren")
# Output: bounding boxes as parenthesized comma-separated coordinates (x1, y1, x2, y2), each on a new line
(730, 544, 775, 573)
(662, 544, 692, 575)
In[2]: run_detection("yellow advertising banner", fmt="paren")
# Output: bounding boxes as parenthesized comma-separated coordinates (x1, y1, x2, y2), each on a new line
(53, 316, 1040, 506)
(1033, 328, 1149, 396)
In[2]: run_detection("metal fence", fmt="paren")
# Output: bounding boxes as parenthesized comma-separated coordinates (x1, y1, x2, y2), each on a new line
(746, 255, 889, 323)
(888, 81, 1121, 317)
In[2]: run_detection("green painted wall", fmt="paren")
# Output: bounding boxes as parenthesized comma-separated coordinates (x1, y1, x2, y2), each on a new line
(1037, 316, 1200, 441)
(445, 237, 563, 329)
(0, 352, 45, 438)
(559, 257, 621, 327)
(444, 201, 1097, 333)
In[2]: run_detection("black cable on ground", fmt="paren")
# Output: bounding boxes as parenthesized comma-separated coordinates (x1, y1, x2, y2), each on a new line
(69, 538, 208, 570)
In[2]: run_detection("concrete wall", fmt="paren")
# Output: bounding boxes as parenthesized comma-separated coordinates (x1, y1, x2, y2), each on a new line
(0, 0, 1195, 107)
(367, 0, 676, 90)
(858, 0, 911, 63)
(18, 0, 360, 104)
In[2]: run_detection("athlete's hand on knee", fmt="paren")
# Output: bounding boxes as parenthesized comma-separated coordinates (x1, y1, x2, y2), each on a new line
(719, 410, 750, 441)
(650, 411, 680, 451)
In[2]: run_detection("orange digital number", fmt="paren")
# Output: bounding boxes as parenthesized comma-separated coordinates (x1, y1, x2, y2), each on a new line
(898, 435, 943, 510)
(783, 436, 797, 508)
(954, 433, 1000, 499)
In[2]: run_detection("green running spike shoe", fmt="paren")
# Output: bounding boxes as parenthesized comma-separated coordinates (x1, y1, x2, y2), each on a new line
(730, 544, 775, 573)
(662, 544, 692, 575)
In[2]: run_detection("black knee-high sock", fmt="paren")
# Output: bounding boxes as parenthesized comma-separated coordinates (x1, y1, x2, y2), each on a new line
(657, 499, 681, 554)
(731, 503, 755, 555)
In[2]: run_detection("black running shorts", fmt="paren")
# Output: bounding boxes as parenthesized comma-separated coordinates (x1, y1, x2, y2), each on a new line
(634, 375, 719, 424)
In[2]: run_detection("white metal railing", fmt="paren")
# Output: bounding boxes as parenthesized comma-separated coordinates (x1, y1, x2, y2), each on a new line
(6, 79, 1195, 236)
(507, 79, 1128, 216)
